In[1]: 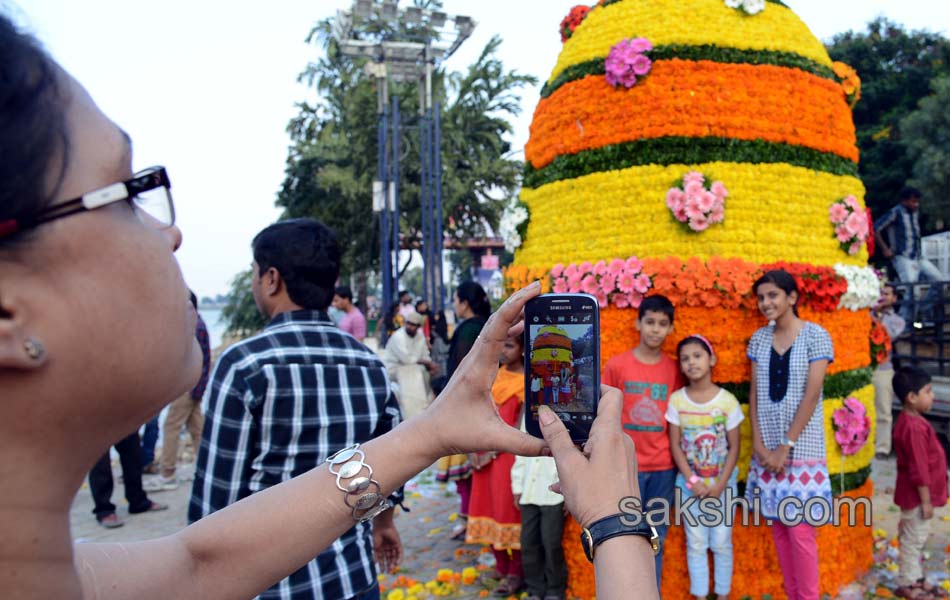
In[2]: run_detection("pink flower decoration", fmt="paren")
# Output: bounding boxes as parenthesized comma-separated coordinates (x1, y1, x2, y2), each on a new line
(684, 180, 705, 196)
(617, 272, 636, 294)
(849, 242, 862, 255)
(634, 274, 652, 294)
(550, 263, 565, 278)
(553, 277, 569, 294)
(593, 260, 608, 277)
(595, 290, 609, 308)
(835, 226, 852, 243)
(710, 206, 725, 224)
(845, 211, 868, 237)
(628, 292, 644, 308)
(710, 181, 728, 199)
(613, 293, 630, 308)
(567, 273, 583, 292)
(685, 203, 706, 221)
(845, 195, 861, 212)
(608, 258, 626, 276)
(628, 37, 653, 53)
(581, 274, 598, 295)
(630, 54, 652, 76)
(666, 188, 685, 211)
(833, 398, 870, 455)
(599, 273, 617, 293)
(829, 203, 849, 224)
(689, 216, 710, 231)
(697, 190, 716, 213)
(625, 256, 643, 273)
(683, 171, 705, 186)
(604, 37, 653, 89)
(564, 264, 577, 279)
(579, 261, 593, 273)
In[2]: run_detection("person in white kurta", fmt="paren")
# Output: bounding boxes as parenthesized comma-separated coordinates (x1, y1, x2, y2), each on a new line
(383, 312, 437, 419)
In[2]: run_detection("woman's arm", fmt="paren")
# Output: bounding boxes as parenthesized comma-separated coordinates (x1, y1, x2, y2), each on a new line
(75, 283, 548, 600)
(748, 371, 766, 461)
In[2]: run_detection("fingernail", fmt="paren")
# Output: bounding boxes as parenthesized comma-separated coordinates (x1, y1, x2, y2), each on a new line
(530, 280, 541, 288)
(539, 406, 556, 425)
(540, 447, 552, 457)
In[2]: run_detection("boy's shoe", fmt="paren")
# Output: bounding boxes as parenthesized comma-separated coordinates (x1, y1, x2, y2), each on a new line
(129, 501, 168, 515)
(143, 476, 179, 492)
(97, 513, 124, 529)
(142, 462, 160, 475)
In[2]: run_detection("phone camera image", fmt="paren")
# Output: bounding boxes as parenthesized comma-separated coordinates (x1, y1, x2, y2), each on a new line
(527, 322, 596, 419)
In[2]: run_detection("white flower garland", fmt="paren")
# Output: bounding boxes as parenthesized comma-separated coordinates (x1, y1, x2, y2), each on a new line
(834, 264, 881, 311)
(725, 0, 765, 15)
(499, 200, 530, 253)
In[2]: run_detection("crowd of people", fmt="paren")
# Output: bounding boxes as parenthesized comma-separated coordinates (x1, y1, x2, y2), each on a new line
(3, 12, 950, 600)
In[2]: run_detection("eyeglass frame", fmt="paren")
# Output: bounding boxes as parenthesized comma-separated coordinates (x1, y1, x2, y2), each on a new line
(0, 166, 175, 239)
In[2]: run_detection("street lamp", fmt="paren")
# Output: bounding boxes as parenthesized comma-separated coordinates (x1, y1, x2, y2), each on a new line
(335, 0, 476, 330)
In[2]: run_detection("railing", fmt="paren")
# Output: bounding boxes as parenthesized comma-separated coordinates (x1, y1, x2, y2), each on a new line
(891, 280, 950, 376)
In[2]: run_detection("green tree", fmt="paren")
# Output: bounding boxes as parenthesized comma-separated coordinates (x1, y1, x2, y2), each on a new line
(827, 18, 950, 220)
(221, 269, 266, 336)
(901, 76, 950, 222)
(222, 4, 534, 335)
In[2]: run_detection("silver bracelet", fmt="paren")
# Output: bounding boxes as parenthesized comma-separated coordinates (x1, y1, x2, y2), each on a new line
(325, 444, 393, 523)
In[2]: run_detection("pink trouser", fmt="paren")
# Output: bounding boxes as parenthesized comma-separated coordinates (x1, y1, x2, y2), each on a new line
(772, 522, 819, 600)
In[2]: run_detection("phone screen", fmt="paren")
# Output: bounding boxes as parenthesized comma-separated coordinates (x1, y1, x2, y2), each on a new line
(524, 294, 599, 442)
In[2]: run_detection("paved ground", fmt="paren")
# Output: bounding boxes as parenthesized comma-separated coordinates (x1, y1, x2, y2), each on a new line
(70, 453, 950, 599)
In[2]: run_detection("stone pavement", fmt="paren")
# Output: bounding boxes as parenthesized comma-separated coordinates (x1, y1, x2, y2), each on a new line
(70, 453, 950, 599)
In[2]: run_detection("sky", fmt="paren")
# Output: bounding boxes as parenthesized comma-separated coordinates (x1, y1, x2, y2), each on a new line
(10, 1, 950, 299)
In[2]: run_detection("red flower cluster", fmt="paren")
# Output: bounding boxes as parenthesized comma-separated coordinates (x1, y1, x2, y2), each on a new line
(762, 261, 848, 312)
(559, 5, 590, 42)
(870, 317, 892, 366)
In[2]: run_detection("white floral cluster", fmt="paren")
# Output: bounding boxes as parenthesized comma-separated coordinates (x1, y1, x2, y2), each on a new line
(725, 0, 765, 15)
(834, 264, 881, 311)
(499, 200, 530, 253)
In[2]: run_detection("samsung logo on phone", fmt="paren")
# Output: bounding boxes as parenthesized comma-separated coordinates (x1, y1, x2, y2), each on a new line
(549, 305, 571, 310)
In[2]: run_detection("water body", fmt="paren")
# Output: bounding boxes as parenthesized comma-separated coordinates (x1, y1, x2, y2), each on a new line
(198, 307, 227, 350)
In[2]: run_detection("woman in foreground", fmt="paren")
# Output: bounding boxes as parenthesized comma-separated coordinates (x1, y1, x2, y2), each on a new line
(0, 16, 656, 600)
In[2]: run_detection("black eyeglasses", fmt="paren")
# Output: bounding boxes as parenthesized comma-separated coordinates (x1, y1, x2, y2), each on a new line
(0, 166, 175, 239)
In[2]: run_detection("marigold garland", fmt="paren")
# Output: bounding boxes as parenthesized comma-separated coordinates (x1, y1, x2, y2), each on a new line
(833, 60, 862, 107)
(597, 305, 871, 383)
(516, 161, 868, 268)
(563, 479, 873, 599)
(527, 60, 857, 170)
(551, 0, 833, 84)
(559, 5, 590, 43)
(541, 44, 837, 98)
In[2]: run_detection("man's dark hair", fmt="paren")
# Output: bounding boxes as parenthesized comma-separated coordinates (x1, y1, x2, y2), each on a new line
(898, 186, 922, 202)
(334, 285, 353, 302)
(892, 365, 931, 403)
(189, 291, 198, 310)
(0, 15, 70, 247)
(252, 218, 340, 311)
(398, 290, 411, 301)
(638, 294, 675, 323)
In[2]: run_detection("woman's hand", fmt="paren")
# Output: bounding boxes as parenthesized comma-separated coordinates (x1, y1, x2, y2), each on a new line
(539, 386, 641, 528)
(763, 446, 789, 473)
(414, 282, 546, 460)
(690, 480, 710, 498)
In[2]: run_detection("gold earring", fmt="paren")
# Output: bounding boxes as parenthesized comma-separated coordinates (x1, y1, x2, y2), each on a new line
(24, 338, 45, 361)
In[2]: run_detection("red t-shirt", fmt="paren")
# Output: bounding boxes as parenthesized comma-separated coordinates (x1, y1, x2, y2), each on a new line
(893, 411, 949, 510)
(603, 351, 684, 472)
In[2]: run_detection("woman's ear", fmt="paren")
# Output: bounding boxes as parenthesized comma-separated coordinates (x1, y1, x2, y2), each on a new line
(0, 297, 47, 370)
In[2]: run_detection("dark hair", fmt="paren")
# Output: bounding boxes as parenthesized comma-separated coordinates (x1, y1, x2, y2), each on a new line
(677, 335, 712, 358)
(189, 291, 198, 310)
(882, 281, 898, 295)
(753, 269, 799, 316)
(0, 16, 70, 246)
(638, 294, 675, 323)
(415, 299, 429, 312)
(898, 186, 922, 202)
(892, 365, 931, 402)
(398, 290, 411, 301)
(334, 285, 353, 301)
(252, 218, 340, 311)
(456, 281, 490, 319)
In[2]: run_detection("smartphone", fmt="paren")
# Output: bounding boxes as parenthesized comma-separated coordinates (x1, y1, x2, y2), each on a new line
(523, 293, 600, 443)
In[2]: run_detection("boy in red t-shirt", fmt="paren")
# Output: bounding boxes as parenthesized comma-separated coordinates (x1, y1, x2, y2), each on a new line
(602, 294, 684, 589)
(891, 366, 949, 599)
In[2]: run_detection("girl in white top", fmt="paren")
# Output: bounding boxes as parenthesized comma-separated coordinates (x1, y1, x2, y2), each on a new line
(666, 335, 743, 600)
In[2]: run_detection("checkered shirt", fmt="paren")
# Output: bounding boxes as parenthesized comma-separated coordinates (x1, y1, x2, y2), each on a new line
(747, 322, 834, 460)
(189, 310, 402, 600)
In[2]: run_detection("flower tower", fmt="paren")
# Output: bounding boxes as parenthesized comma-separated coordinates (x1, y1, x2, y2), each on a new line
(504, 0, 878, 597)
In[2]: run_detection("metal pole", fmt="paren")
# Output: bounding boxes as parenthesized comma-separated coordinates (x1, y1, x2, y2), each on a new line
(377, 76, 391, 345)
(434, 101, 445, 313)
(391, 95, 401, 299)
(419, 77, 430, 305)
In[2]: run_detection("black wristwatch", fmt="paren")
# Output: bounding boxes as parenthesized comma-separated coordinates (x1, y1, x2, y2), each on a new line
(580, 513, 660, 562)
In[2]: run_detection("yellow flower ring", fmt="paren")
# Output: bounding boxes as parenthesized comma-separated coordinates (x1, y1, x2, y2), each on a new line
(551, 0, 833, 84)
(562, 479, 874, 599)
(515, 162, 868, 268)
(527, 61, 857, 170)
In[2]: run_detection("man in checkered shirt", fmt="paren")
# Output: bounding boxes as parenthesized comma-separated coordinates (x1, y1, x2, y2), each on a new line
(189, 218, 403, 600)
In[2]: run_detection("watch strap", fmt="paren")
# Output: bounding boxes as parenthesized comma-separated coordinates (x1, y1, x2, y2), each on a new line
(581, 513, 657, 561)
